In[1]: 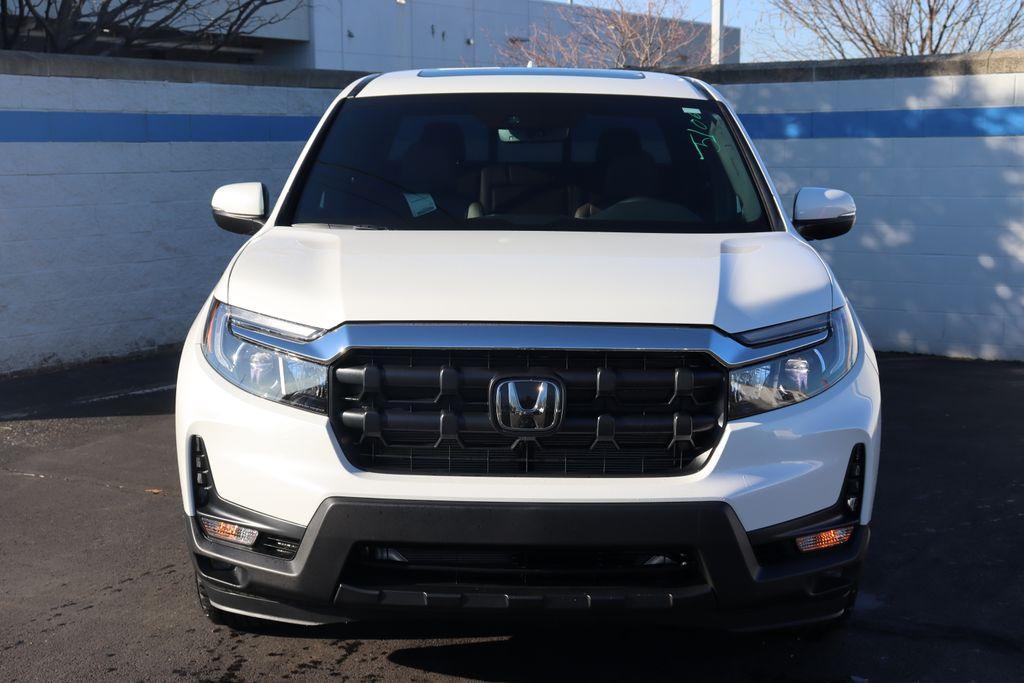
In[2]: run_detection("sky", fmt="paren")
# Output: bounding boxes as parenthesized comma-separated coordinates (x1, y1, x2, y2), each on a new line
(707, 0, 802, 62)
(569, 0, 821, 63)
(706, 0, 819, 62)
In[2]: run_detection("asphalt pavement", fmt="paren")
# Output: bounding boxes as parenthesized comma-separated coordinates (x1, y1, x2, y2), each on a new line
(1, 350, 1022, 682)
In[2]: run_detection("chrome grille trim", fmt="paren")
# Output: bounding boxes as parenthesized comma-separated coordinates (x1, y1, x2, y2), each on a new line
(230, 321, 829, 368)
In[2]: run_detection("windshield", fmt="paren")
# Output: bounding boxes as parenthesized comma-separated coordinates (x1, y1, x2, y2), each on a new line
(290, 93, 770, 233)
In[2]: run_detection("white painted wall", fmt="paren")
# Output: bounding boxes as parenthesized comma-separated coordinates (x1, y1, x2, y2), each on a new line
(2, 64, 1022, 375)
(719, 73, 1024, 360)
(0, 75, 341, 375)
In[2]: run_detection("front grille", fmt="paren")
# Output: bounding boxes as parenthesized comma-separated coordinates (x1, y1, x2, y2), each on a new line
(343, 543, 699, 588)
(329, 348, 726, 476)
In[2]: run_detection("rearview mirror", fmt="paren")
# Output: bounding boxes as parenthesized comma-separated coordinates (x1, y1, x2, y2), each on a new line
(212, 182, 268, 235)
(793, 187, 856, 241)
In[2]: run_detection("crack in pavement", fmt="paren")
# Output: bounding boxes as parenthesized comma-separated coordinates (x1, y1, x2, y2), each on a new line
(0, 467, 180, 498)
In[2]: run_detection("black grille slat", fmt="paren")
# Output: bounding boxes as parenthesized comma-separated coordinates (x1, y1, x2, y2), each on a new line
(344, 543, 700, 588)
(340, 408, 717, 444)
(331, 349, 726, 476)
(339, 364, 722, 389)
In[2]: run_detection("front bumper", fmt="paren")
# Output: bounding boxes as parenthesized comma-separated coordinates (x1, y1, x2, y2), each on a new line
(177, 307, 881, 629)
(189, 497, 868, 630)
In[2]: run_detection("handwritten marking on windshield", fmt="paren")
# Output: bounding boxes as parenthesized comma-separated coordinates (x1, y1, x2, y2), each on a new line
(684, 108, 720, 161)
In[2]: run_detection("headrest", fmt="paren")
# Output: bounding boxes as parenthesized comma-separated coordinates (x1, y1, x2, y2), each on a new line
(595, 128, 642, 165)
(398, 122, 466, 193)
(604, 150, 658, 202)
(419, 122, 466, 161)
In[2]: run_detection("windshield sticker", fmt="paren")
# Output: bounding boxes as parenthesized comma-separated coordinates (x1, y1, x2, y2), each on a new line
(684, 108, 720, 161)
(402, 192, 437, 217)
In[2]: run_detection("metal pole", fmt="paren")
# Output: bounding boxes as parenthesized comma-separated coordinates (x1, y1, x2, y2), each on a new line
(710, 0, 723, 64)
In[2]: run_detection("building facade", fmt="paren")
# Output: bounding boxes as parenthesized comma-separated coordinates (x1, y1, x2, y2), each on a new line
(260, 0, 741, 71)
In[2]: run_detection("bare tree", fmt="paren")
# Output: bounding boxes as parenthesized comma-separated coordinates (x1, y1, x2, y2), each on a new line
(2, 0, 29, 48)
(496, 0, 705, 70)
(767, 0, 1024, 59)
(0, 0, 299, 55)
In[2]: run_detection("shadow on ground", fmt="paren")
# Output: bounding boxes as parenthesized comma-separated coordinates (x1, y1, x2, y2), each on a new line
(0, 348, 179, 420)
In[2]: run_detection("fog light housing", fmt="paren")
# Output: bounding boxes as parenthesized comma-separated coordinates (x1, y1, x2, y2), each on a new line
(199, 516, 259, 547)
(795, 526, 854, 553)
(844, 445, 866, 515)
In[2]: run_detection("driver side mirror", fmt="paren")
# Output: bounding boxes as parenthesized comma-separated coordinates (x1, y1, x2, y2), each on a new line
(793, 187, 856, 241)
(211, 182, 268, 235)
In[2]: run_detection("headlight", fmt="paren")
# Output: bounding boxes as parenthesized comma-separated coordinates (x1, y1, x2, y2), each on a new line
(729, 306, 858, 419)
(202, 300, 328, 413)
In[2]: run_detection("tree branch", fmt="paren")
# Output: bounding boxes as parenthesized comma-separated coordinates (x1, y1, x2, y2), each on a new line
(767, 0, 1024, 58)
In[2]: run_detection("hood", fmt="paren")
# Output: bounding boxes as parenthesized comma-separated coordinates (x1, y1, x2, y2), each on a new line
(226, 227, 834, 334)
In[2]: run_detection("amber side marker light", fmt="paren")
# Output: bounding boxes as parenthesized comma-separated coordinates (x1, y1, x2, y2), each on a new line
(795, 526, 854, 553)
(199, 516, 259, 546)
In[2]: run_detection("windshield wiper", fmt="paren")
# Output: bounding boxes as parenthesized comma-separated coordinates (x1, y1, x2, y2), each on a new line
(290, 222, 390, 230)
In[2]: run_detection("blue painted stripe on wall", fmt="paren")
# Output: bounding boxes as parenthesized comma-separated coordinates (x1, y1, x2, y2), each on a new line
(0, 111, 320, 142)
(740, 106, 1024, 139)
(0, 106, 1023, 143)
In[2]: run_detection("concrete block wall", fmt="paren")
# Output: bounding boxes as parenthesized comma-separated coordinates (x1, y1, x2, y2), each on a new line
(0, 54, 364, 375)
(2, 52, 1023, 375)
(692, 54, 1024, 360)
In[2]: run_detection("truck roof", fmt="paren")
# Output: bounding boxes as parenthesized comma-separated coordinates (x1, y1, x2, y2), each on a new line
(355, 67, 709, 100)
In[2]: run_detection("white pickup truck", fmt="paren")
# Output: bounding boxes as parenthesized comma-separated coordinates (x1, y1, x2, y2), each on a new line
(176, 67, 881, 631)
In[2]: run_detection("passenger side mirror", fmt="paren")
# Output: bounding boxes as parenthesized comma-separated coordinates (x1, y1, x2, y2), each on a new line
(793, 187, 856, 241)
(212, 182, 268, 235)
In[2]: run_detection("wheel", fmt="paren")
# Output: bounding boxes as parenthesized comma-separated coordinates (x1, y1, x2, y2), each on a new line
(194, 571, 263, 631)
